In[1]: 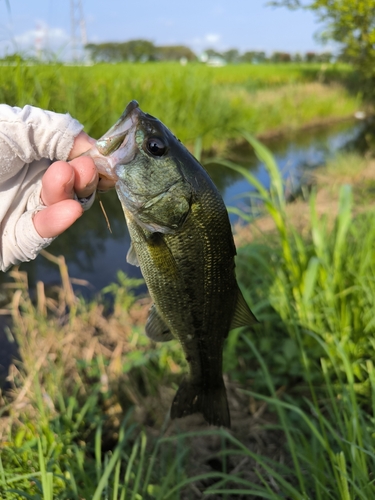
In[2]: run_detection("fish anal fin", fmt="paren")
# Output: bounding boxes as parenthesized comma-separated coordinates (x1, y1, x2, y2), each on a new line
(126, 243, 140, 267)
(145, 304, 174, 342)
(230, 287, 258, 331)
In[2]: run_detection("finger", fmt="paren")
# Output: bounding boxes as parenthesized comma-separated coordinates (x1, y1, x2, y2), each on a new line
(41, 161, 75, 207)
(69, 156, 99, 199)
(33, 200, 83, 238)
(68, 131, 96, 160)
(98, 175, 116, 192)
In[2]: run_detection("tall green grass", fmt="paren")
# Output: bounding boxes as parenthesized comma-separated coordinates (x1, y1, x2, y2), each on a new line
(0, 62, 361, 151)
(217, 134, 375, 497)
(226, 134, 375, 374)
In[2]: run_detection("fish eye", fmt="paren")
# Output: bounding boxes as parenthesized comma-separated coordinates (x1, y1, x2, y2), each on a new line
(146, 137, 167, 157)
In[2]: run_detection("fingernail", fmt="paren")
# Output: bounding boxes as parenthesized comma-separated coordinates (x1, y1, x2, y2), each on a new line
(78, 171, 99, 198)
(64, 171, 75, 196)
(86, 171, 99, 190)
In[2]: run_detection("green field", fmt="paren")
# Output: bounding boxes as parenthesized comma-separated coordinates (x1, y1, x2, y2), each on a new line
(0, 62, 361, 151)
(1, 63, 375, 498)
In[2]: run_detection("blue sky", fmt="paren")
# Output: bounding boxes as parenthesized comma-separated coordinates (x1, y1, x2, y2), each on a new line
(0, 0, 329, 59)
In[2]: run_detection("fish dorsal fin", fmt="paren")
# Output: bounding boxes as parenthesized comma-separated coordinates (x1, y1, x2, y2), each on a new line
(145, 304, 175, 342)
(126, 243, 139, 267)
(230, 288, 258, 331)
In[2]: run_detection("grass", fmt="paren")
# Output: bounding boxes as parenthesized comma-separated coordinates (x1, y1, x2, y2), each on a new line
(1, 134, 375, 497)
(233, 82, 360, 138)
(323, 151, 368, 178)
(0, 61, 362, 152)
(214, 136, 375, 496)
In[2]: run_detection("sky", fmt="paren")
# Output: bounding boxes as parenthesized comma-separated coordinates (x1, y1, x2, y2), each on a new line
(0, 0, 330, 60)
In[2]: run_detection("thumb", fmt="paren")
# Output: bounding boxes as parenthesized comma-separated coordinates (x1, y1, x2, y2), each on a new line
(33, 200, 83, 238)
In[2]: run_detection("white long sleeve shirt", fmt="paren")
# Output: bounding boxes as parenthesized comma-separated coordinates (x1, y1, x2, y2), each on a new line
(0, 104, 84, 271)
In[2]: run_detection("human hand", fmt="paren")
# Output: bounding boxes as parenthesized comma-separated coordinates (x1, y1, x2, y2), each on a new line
(33, 131, 115, 239)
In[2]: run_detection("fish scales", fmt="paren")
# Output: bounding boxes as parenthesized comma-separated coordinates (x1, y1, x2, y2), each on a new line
(85, 100, 257, 427)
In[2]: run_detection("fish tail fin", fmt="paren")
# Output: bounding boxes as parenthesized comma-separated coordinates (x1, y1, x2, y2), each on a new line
(170, 378, 230, 428)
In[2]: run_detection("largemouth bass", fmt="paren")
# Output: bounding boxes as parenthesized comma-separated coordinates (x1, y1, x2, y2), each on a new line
(86, 101, 256, 427)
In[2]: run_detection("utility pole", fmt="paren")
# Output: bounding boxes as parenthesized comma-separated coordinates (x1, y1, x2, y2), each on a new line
(70, 0, 87, 62)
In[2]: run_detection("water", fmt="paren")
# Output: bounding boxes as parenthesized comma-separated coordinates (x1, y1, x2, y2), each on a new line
(0, 118, 369, 298)
(207, 120, 367, 222)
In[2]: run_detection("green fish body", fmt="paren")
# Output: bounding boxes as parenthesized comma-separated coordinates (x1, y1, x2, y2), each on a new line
(87, 101, 256, 427)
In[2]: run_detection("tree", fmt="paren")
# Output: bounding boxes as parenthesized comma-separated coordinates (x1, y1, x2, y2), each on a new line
(270, 51, 292, 62)
(316, 51, 332, 62)
(204, 48, 223, 59)
(223, 49, 240, 63)
(125, 40, 156, 62)
(241, 51, 267, 63)
(305, 51, 317, 62)
(270, 0, 375, 95)
(156, 45, 196, 61)
(85, 40, 156, 62)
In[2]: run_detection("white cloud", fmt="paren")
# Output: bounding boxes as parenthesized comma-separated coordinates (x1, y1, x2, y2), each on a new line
(15, 24, 69, 49)
(205, 33, 220, 44)
(0, 22, 73, 59)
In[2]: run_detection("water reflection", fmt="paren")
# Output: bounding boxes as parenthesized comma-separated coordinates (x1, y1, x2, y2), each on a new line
(205, 120, 367, 222)
(2, 118, 370, 295)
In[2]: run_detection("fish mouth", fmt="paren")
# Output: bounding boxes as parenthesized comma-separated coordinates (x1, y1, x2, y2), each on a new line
(87, 100, 142, 181)
(96, 100, 140, 156)
(122, 99, 140, 117)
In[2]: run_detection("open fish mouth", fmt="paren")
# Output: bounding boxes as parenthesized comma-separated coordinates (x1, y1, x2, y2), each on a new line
(96, 100, 140, 155)
(85, 100, 141, 181)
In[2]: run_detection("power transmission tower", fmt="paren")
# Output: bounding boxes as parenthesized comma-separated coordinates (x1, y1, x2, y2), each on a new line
(70, 0, 87, 62)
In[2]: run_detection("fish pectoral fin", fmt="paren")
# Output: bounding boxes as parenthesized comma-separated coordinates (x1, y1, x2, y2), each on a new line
(229, 287, 258, 331)
(136, 183, 191, 234)
(126, 243, 140, 267)
(145, 304, 175, 342)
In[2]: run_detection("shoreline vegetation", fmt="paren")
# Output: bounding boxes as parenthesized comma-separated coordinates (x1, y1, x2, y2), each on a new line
(1, 63, 375, 497)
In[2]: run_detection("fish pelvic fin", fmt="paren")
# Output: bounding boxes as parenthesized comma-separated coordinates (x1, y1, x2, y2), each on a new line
(170, 378, 230, 428)
(126, 243, 139, 267)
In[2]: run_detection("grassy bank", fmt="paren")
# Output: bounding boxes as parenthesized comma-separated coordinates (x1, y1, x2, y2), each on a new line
(1, 137, 375, 497)
(0, 62, 362, 151)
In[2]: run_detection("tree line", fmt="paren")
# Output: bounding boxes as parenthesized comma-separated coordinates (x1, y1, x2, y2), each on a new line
(85, 41, 196, 63)
(205, 48, 333, 63)
(84, 40, 334, 64)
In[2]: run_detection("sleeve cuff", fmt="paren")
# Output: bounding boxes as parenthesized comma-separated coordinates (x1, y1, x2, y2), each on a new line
(14, 210, 55, 265)
(13, 189, 95, 266)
